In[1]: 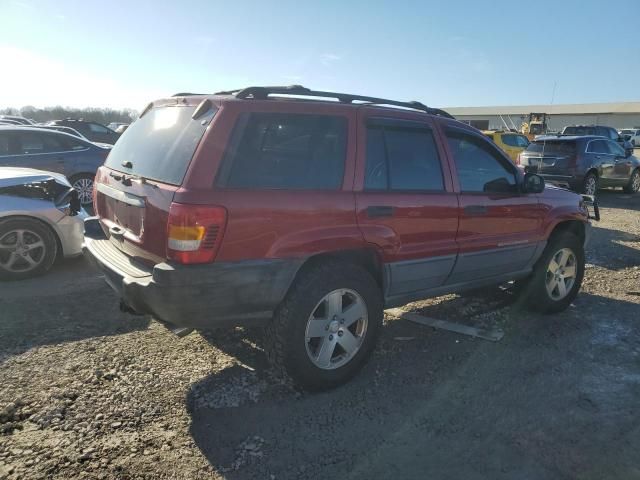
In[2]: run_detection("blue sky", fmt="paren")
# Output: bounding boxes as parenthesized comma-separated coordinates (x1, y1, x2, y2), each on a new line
(1, 0, 638, 110)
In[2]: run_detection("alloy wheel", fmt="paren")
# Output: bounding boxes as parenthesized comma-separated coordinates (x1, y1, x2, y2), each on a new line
(305, 289, 368, 370)
(72, 177, 94, 205)
(631, 172, 640, 193)
(545, 248, 577, 301)
(584, 176, 597, 195)
(0, 229, 46, 273)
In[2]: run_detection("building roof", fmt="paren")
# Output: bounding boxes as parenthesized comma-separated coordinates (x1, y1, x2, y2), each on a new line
(444, 102, 640, 116)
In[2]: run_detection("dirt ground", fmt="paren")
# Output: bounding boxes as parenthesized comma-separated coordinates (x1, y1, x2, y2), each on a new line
(1, 190, 639, 480)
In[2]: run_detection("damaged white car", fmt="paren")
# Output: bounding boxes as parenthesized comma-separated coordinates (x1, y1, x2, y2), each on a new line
(0, 167, 85, 280)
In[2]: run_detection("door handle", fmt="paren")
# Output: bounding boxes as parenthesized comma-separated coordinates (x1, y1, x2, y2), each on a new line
(463, 205, 488, 216)
(366, 205, 394, 218)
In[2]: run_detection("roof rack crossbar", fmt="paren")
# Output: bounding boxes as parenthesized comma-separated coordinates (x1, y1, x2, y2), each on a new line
(213, 85, 455, 119)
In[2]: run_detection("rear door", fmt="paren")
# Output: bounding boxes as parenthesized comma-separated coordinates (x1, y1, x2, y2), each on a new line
(442, 126, 545, 284)
(11, 131, 66, 173)
(355, 113, 458, 300)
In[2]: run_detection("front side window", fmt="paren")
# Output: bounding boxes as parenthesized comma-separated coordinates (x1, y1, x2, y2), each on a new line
(364, 124, 444, 191)
(516, 135, 530, 148)
(501, 134, 519, 147)
(446, 130, 516, 193)
(0, 133, 10, 156)
(17, 132, 45, 154)
(607, 141, 625, 156)
(219, 113, 347, 190)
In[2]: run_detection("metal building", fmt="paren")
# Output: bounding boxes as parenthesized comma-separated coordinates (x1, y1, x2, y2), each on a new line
(445, 102, 640, 132)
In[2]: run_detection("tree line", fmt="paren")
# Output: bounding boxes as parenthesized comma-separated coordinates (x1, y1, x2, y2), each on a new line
(1, 106, 137, 125)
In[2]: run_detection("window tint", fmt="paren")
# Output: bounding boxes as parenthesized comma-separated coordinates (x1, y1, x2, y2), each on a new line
(527, 140, 576, 155)
(221, 113, 347, 190)
(446, 130, 516, 193)
(105, 105, 216, 185)
(364, 126, 444, 191)
(0, 133, 10, 155)
(607, 141, 625, 156)
(516, 135, 530, 148)
(563, 126, 595, 136)
(608, 128, 619, 140)
(17, 132, 45, 154)
(587, 140, 609, 154)
(89, 123, 110, 133)
(501, 134, 519, 147)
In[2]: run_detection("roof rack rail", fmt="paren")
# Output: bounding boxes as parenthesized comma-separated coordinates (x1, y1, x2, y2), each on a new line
(213, 85, 455, 119)
(172, 92, 206, 97)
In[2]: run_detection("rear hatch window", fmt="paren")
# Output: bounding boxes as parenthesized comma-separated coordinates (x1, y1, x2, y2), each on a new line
(104, 104, 216, 185)
(526, 141, 576, 155)
(562, 126, 594, 135)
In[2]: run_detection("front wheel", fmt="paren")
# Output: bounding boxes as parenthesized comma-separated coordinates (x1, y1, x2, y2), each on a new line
(265, 261, 383, 391)
(70, 174, 95, 206)
(0, 218, 58, 280)
(623, 169, 640, 194)
(518, 232, 585, 314)
(582, 173, 598, 196)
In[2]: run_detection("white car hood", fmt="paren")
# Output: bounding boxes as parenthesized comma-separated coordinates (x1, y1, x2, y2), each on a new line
(0, 167, 71, 188)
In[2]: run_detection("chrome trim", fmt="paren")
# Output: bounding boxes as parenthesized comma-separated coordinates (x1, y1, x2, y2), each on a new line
(95, 182, 145, 208)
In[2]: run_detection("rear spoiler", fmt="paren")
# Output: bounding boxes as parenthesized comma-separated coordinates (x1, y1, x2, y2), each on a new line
(581, 194, 600, 221)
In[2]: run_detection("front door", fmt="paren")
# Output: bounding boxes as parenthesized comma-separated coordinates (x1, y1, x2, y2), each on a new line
(607, 140, 633, 184)
(586, 139, 615, 186)
(441, 126, 546, 284)
(354, 113, 459, 302)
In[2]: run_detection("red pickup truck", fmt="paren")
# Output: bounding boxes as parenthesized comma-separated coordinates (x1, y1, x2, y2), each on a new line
(84, 86, 594, 390)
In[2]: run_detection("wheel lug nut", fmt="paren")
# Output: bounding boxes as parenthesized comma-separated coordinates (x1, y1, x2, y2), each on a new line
(340, 319, 344, 324)
(338, 331, 343, 337)
(328, 335, 333, 340)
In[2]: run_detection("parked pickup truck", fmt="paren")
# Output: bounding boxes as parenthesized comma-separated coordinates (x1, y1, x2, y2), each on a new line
(84, 85, 595, 390)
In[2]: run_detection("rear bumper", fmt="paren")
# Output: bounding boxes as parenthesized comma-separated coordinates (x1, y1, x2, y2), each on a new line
(83, 218, 301, 329)
(539, 174, 583, 192)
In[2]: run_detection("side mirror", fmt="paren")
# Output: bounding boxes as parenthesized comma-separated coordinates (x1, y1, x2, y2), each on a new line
(523, 172, 545, 193)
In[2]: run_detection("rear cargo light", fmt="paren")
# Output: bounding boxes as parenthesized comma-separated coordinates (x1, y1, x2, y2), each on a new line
(167, 203, 227, 264)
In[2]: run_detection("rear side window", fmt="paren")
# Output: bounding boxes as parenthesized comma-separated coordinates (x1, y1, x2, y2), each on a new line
(15, 132, 67, 154)
(586, 140, 608, 154)
(527, 141, 577, 155)
(105, 105, 216, 185)
(218, 113, 347, 190)
(364, 125, 444, 191)
(89, 123, 111, 134)
(0, 133, 10, 155)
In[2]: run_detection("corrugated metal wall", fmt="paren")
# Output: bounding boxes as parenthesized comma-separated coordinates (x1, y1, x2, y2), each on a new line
(455, 114, 640, 132)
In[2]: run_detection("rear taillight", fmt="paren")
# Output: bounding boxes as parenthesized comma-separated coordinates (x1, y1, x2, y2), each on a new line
(166, 203, 227, 264)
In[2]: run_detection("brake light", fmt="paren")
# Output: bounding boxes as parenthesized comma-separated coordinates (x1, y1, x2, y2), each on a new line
(167, 203, 227, 264)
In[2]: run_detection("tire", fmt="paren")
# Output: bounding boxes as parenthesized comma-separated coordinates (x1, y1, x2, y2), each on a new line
(623, 169, 640, 194)
(70, 173, 95, 206)
(264, 261, 383, 391)
(0, 217, 58, 280)
(582, 172, 598, 196)
(518, 232, 585, 314)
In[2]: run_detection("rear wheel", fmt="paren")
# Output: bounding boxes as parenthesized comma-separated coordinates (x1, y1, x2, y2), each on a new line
(518, 232, 585, 314)
(623, 169, 640, 194)
(582, 172, 598, 196)
(265, 261, 383, 391)
(70, 173, 95, 206)
(0, 218, 57, 280)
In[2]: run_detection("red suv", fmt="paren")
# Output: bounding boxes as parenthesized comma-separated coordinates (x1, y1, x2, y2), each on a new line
(84, 86, 594, 390)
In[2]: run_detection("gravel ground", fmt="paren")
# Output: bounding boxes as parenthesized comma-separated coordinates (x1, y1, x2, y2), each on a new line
(1, 190, 639, 480)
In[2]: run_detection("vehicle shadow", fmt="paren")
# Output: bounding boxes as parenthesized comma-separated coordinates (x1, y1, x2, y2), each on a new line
(586, 224, 640, 270)
(186, 290, 640, 479)
(595, 189, 640, 211)
(0, 256, 150, 364)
